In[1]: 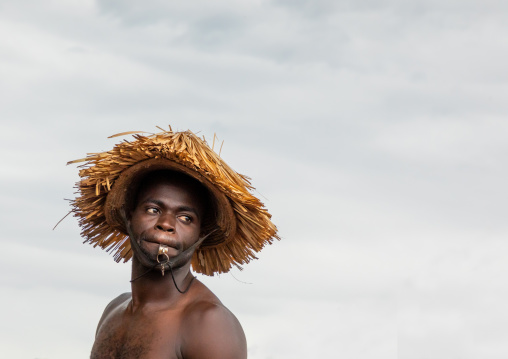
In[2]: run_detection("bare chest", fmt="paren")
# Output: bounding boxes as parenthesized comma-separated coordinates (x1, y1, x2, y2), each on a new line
(91, 309, 183, 359)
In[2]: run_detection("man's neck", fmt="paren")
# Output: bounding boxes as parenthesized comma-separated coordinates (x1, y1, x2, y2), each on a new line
(130, 256, 195, 311)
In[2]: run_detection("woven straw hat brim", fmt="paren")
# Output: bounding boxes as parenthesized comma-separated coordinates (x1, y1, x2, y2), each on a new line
(69, 129, 279, 275)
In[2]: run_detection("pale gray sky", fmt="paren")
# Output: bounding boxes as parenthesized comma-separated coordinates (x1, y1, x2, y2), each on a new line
(1, 1, 508, 358)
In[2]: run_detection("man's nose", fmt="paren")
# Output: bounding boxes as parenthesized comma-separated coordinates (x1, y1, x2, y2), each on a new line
(155, 214, 175, 232)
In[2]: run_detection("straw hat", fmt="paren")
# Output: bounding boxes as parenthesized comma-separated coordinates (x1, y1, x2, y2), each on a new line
(69, 127, 279, 276)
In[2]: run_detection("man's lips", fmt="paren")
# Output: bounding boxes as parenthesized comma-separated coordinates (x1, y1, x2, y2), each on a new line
(140, 236, 180, 251)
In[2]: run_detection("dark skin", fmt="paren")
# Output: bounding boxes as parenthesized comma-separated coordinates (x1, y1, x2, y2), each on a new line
(90, 176, 247, 359)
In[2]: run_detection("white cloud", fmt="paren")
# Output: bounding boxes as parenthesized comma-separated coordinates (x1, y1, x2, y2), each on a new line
(1, 0, 508, 357)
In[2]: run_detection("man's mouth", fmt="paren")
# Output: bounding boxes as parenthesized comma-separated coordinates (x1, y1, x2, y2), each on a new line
(139, 235, 180, 252)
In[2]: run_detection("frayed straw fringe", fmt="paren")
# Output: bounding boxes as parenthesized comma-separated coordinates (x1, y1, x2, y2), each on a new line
(69, 128, 279, 276)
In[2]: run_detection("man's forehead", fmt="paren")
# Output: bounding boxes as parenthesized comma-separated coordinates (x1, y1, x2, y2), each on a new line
(138, 178, 198, 199)
(136, 172, 202, 195)
(133, 171, 208, 210)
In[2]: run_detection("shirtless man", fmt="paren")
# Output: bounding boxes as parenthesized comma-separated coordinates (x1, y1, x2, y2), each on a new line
(90, 171, 246, 358)
(68, 128, 278, 359)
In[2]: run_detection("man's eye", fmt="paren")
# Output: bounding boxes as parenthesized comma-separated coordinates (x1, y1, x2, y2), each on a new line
(146, 207, 159, 214)
(178, 215, 191, 223)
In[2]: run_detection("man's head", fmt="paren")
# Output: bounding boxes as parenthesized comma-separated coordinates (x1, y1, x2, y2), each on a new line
(127, 170, 212, 269)
(69, 128, 278, 275)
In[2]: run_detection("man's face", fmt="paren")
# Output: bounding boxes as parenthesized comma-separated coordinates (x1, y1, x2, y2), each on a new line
(128, 176, 205, 266)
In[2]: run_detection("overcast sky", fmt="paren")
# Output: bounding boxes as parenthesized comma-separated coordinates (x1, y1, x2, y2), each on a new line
(1, 0, 508, 358)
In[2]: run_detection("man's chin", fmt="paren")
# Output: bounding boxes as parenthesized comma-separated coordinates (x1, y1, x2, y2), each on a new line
(137, 240, 178, 262)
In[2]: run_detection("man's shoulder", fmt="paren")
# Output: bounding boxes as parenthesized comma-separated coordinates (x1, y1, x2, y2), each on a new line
(183, 296, 237, 327)
(95, 292, 131, 336)
(182, 281, 231, 325)
(104, 292, 131, 314)
(179, 282, 247, 359)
